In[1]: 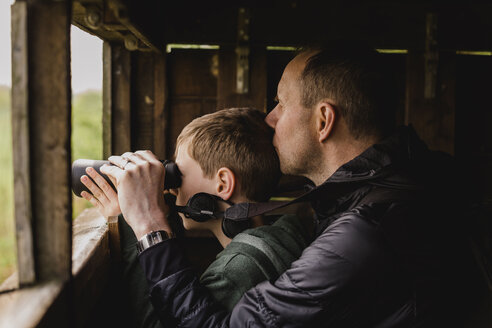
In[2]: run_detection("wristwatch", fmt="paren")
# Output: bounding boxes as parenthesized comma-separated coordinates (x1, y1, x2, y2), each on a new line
(136, 230, 175, 253)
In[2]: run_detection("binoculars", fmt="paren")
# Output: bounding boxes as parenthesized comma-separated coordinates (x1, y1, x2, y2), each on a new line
(71, 159, 182, 197)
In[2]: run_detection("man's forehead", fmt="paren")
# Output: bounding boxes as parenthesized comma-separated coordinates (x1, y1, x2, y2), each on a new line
(278, 51, 312, 93)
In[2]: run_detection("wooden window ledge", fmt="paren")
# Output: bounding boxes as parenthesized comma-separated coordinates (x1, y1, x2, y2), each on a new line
(0, 208, 111, 327)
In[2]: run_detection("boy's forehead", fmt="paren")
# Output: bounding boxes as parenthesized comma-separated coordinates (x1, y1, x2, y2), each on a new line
(175, 141, 190, 160)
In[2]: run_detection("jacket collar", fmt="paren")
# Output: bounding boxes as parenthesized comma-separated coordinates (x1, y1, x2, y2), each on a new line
(309, 125, 430, 226)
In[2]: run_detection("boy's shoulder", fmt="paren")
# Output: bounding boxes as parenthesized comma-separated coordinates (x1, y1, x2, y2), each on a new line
(247, 214, 312, 249)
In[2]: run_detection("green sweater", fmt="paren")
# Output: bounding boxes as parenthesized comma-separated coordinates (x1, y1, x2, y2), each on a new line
(200, 214, 311, 311)
(118, 214, 311, 326)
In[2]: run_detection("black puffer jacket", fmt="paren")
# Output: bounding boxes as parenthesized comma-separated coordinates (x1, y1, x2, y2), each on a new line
(139, 126, 480, 327)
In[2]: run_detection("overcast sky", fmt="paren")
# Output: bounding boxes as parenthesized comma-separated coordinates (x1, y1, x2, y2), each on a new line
(0, 0, 103, 94)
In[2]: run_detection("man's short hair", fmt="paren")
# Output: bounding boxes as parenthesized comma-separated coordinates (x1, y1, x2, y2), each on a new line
(299, 40, 398, 140)
(176, 107, 280, 202)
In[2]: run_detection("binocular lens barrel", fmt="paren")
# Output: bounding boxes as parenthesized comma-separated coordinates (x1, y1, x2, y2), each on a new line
(71, 159, 181, 197)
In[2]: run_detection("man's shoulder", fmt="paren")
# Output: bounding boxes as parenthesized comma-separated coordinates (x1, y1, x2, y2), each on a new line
(312, 205, 391, 266)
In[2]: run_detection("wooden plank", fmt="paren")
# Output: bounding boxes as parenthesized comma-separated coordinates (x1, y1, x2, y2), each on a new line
(0, 280, 65, 328)
(11, 0, 72, 285)
(157, 3, 492, 50)
(28, 0, 72, 282)
(167, 49, 218, 155)
(217, 45, 267, 111)
(107, 215, 121, 262)
(111, 44, 132, 155)
(153, 53, 168, 159)
(102, 42, 112, 159)
(405, 50, 456, 154)
(132, 52, 155, 151)
(167, 99, 217, 156)
(72, 208, 111, 328)
(11, 0, 35, 286)
(72, 2, 492, 52)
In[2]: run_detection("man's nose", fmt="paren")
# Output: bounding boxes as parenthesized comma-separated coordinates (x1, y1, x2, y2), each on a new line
(265, 107, 278, 128)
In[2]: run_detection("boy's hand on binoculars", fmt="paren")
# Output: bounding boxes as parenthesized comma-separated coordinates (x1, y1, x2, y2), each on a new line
(80, 167, 121, 218)
(101, 150, 173, 240)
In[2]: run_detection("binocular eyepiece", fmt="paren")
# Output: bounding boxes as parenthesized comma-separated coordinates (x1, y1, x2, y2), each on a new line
(71, 159, 182, 197)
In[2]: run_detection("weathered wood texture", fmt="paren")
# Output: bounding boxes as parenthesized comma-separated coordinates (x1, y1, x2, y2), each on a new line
(11, 0, 72, 284)
(132, 52, 156, 150)
(11, 0, 34, 286)
(102, 42, 112, 159)
(217, 45, 267, 111)
(107, 215, 121, 262)
(108, 44, 132, 156)
(153, 54, 168, 159)
(167, 49, 218, 156)
(72, 208, 110, 328)
(0, 209, 109, 328)
(405, 50, 456, 154)
(104, 46, 168, 158)
(154, 2, 492, 49)
(0, 279, 66, 328)
(29, 0, 72, 282)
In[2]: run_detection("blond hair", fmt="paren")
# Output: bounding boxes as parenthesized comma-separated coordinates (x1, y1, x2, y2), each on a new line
(176, 108, 280, 202)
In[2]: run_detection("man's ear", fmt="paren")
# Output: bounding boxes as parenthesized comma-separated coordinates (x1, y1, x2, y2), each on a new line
(316, 101, 336, 143)
(215, 167, 236, 201)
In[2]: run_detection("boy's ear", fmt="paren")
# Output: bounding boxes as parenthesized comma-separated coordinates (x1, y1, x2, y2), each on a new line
(215, 167, 236, 201)
(316, 101, 336, 143)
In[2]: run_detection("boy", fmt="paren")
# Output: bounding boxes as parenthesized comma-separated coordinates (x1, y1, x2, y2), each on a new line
(81, 108, 312, 326)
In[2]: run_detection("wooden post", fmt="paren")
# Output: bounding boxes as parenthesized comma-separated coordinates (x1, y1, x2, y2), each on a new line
(11, 0, 72, 284)
(405, 14, 455, 154)
(153, 54, 168, 160)
(11, 0, 35, 286)
(105, 44, 132, 156)
(102, 42, 112, 159)
(132, 52, 155, 150)
(130, 51, 168, 158)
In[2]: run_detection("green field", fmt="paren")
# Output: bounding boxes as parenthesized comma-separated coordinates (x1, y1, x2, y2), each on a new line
(0, 87, 102, 284)
(0, 86, 14, 284)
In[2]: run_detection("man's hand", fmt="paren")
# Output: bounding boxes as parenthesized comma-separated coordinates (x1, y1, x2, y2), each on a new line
(100, 150, 172, 240)
(80, 167, 121, 218)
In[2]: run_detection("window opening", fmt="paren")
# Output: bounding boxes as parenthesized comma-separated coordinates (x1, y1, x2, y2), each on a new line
(71, 25, 103, 219)
(0, 0, 17, 287)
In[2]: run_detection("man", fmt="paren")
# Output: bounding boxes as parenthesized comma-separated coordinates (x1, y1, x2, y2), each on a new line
(82, 108, 311, 326)
(103, 41, 479, 327)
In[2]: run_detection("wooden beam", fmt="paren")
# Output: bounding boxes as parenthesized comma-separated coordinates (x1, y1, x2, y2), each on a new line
(153, 54, 168, 159)
(11, 0, 35, 286)
(110, 44, 132, 155)
(72, 208, 110, 328)
(0, 280, 66, 328)
(11, 0, 72, 285)
(132, 52, 155, 150)
(166, 49, 218, 155)
(405, 51, 456, 154)
(102, 42, 112, 159)
(29, 0, 72, 281)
